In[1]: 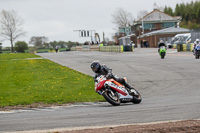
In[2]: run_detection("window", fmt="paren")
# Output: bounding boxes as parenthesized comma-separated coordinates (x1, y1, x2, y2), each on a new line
(143, 23, 156, 30)
(161, 22, 175, 28)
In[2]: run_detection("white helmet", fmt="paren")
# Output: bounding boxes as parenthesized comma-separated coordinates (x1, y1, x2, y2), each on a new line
(196, 39, 199, 42)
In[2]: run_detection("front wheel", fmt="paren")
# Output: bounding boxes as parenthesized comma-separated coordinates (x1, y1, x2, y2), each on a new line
(102, 90, 120, 106)
(160, 52, 165, 59)
(130, 89, 142, 104)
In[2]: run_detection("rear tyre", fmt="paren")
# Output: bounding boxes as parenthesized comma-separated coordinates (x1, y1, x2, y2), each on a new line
(102, 90, 120, 106)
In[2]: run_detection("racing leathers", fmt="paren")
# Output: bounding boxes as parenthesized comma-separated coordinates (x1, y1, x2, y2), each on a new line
(193, 41, 200, 55)
(93, 64, 134, 90)
(158, 42, 167, 52)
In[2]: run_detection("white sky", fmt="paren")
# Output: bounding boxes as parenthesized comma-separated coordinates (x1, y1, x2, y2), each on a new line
(0, 0, 193, 47)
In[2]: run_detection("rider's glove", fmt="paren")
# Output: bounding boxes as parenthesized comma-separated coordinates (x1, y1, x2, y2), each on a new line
(106, 73, 112, 79)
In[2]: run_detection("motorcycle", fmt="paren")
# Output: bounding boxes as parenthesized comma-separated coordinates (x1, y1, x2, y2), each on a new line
(195, 45, 200, 59)
(95, 75, 142, 106)
(159, 46, 166, 59)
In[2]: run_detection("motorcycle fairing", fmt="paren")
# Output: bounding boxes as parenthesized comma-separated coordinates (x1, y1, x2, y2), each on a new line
(105, 80, 128, 96)
(95, 80, 106, 92)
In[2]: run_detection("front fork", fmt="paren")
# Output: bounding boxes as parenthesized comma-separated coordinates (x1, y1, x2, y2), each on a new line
(97, 90, 105, 95)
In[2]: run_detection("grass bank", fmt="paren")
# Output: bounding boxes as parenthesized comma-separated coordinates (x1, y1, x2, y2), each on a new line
(0, 53, 103, 107)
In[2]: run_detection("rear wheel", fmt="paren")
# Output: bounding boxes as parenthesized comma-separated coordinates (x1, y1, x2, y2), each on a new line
(130, 89, 142, 104)
(102, 90, 120, 106)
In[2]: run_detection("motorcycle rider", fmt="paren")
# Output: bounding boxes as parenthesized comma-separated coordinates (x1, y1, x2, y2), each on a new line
(158, 40, 167, 52)
(193, 39, 200, 55)
(90, 61, 134, 90)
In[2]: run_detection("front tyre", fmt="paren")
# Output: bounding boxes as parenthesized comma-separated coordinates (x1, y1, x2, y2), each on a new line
(130, 89, 142, 104)
(102, 90, 120, 106)
(161, 52, 165, 59)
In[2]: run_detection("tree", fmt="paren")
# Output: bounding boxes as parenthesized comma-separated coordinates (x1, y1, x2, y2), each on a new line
(0, 43, 2, 53)
(164, 6, 174, 16)
(29, 36, 48, 48)
(164, 1, 200, 29)
(137, 10, 148, 20)
(15, 41, 28, 53)
(111, 8, 134, 28)
(0, 10, 25, 52)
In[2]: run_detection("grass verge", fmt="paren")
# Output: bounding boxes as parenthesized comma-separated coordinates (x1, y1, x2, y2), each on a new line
(0, 53, 104, 107)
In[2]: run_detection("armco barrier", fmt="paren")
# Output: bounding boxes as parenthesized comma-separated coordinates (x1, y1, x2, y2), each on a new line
(74, 45, 131, 52)
(100, 46, 123, 52)
(75, 45, 99, 51)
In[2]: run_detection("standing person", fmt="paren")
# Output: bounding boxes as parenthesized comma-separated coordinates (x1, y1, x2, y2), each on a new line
(140, 40, 143, 48)
(146, 41, 149, 48)
(144, 40, 148, 48)
(55, 46, 58, 53)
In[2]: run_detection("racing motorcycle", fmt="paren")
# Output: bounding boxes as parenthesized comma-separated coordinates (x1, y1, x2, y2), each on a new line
(159, 46, 166, 59)
(194, 45, 200, 59)
(95, 75, 142, 106)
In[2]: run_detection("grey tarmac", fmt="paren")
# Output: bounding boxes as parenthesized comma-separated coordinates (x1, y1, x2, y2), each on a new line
(0, 48, 200, 133)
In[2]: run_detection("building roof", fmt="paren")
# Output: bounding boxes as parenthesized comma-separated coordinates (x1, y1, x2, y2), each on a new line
(137, 9, 180, 24)
(119, 34, 135, 40)
(138, 26, 190, 38)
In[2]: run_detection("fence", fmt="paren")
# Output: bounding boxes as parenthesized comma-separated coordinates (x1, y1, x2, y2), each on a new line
(191, 29, 200, 43)
(75, 45, 99, 51)
(99, 46, 124, 52)
(75, 45, 133, 52)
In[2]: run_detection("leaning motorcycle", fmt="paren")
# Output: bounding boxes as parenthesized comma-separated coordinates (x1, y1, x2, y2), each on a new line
(159, 46, 166, 59)
(95, 75, 142, 106)
(195, 45, 200, 59)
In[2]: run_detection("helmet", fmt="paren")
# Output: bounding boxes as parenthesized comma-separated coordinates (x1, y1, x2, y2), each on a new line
(196, 39, 199, 42)
(90, 61, 101, 73)
(160, 40, 164, 43)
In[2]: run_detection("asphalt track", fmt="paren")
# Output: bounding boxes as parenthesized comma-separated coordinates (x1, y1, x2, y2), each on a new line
(0, 48, 200, 133)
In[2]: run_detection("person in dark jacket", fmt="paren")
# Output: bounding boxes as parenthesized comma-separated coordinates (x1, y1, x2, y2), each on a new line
(158, 40, 167, 52)
(90, 61, 134, 90)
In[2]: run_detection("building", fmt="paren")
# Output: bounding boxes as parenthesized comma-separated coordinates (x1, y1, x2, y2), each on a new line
(137, 27, 190, 48)
(132, 9, 182, 47)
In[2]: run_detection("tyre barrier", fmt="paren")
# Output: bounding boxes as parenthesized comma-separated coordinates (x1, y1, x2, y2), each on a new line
(173, 43, 194, 52)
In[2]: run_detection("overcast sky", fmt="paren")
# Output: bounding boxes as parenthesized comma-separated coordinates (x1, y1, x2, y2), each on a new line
(0, 0, 193, 47)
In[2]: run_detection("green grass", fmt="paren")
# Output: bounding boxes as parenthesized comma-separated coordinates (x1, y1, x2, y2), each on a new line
(0, 53, 40, 60)
(0, 53, 103, 107)
(1, 51, 12, 54)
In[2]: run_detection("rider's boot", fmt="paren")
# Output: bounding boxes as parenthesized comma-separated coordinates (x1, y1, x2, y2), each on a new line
(124, 82, 136, 95)
(124, 82, 134, 90)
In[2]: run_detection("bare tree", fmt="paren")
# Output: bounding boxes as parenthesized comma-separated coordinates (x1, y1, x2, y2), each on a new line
(137, 10, 149, 20)
(29, 36, 49, 48)
(0, 10, 25, 52)
(111, 8, 134, 28)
